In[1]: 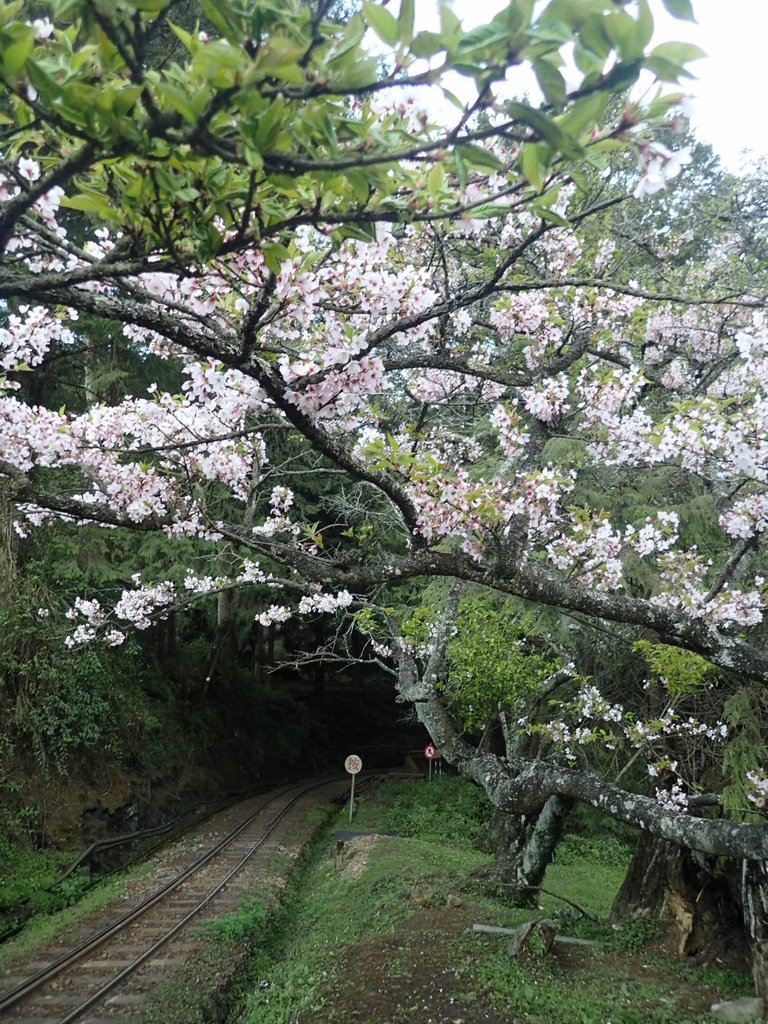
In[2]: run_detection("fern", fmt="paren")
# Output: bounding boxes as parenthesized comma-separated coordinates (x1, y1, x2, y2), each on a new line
(722, 685, 768, 821)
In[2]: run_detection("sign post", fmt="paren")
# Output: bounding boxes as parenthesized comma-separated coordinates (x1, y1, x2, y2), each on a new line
(344, 754, 362, 822)
(423, 743, 438, 782)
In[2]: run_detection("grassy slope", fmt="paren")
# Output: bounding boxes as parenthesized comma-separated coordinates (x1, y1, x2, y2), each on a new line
(228, 777, 753, 1024)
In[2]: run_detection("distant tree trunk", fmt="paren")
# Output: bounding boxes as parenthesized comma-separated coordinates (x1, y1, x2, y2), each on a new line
(0, 483, 17, 606)
(312, 622, 326, 702)
(251, 622, 276, 685)
(211, 587, 238, 690)
(476, 795, 573, 905)
(252, 621, 266, 684)
(313, 658, 326, 702)
(149, 611, 177, 680)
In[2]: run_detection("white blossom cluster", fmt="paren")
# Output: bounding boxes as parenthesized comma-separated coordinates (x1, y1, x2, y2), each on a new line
(746, 770, 768, 809)
(654, 780, 689, 812)
(255, 604, 293, 627)
(256, 588, 356, 627)
(527, 682, 729, 812)
(633, 142, 692, 200)
(64, 597, 127, 647)
(298, 590, 354, 614)
(575, 684, 624, 724)
(114, 580, 176, 630)
(237, 560, 274, 585)
(183, 573, 223, 594)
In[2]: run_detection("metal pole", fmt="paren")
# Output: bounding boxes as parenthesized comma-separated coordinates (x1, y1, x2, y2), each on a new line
(349, 772, 356, 823)
(428, 760, 432, 782)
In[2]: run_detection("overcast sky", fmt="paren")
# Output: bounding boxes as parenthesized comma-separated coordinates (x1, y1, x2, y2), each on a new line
(430, 0, 766, 172)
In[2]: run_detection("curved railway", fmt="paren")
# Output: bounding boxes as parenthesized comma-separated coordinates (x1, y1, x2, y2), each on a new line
(0, 777, 348, 1023)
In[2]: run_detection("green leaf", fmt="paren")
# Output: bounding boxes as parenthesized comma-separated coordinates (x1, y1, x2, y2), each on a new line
(455, 22, 510, 54)
(363, 2, 399, 47)
(456, 144, 505, 172)
(199, 0, 242, 44)
(439, 1, 461, 39)
(454, 146, 468, 191)
(398, 0, 414, 47)
(634, 0, 654, 52)
(575, 12, 611, 64)
(645, 55, 694, 83)
(499, 0, 535, 36)
(598, 59, 642, 92)
(533, 59, 566, 109)
(410, 31, 445, 58)
(520, 142, 547, 192)
(156, 82, 197, 124)
(558, 92, 607, 137)
(346, 169, 370, 204)
(569, 166, 590, 193)
(132, 0, 170, 12)
(507, 101, 582, 159)
(661, 0, 696, 21)
(326, 14, 366, 64)
(535, 207, 569, 227)
(2, 34, 34, 78)
(427, 162, 444, 198)
(649, 41, 706, 66)
(168, 21, 194, 52)
(603, 11, 640, 61)
(243, 145, 264, 170)
(262, 243, 290, 275)
(440, 86, 464, 110)
(540, 0, 610, 30)
(60, 192, 115, 218)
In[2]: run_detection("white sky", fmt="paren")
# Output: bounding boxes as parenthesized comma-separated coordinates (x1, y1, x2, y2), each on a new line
(423, 0, 767, 172)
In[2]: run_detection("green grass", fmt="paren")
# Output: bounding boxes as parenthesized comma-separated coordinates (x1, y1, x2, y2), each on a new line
(237, 829, 486, 1024)
(354, 774, 491, 845)
(0, 859, 155, 968)
(226, 778, 754, 1024)
(476, 948, 708, 1024)
(546, 850, 628, 920)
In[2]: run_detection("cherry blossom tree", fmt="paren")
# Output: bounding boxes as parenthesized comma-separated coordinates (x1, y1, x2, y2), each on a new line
(3, 0, 768, 978)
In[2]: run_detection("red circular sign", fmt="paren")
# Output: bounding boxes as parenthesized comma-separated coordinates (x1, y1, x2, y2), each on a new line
(423, 743, 438, 761)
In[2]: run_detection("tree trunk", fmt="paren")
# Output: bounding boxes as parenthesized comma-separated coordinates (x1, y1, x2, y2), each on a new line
(148, 611, 177, 681)
(252, 621, 266, 684)
(209, 587, 238, 690)
(0, 482, 18, 606)
(612, 832, 752, 967)
(741, 859, 768, 1002)
(476, 795, 573, 905)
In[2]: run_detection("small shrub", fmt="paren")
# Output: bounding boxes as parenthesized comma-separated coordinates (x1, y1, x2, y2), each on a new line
(614, 913, 662, 951)
(199, 895, 271, 943)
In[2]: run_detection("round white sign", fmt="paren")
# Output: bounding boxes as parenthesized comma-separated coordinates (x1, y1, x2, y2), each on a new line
(344, 754, 363, 775)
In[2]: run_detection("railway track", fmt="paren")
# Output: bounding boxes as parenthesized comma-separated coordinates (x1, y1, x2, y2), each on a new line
(0, 777, 347, 1023)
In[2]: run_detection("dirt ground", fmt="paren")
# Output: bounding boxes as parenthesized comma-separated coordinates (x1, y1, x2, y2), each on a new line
(301, 910, 737, 1024)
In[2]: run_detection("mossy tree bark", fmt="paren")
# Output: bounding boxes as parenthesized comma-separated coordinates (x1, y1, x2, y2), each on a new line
(0, 481, 18, 606)
(611, 831, 760, 976)
(476, 796, 573, 905)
